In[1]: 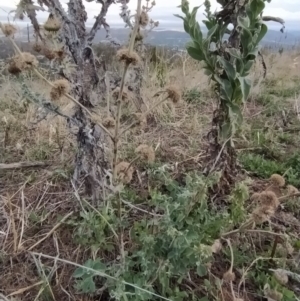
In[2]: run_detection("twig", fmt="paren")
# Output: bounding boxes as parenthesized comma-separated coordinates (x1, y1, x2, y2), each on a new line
(0, 161, 48, 170)
(28, 212, 73, 251)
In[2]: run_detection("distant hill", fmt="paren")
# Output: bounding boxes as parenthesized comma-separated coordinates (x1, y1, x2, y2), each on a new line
(1, 25, 299, 53)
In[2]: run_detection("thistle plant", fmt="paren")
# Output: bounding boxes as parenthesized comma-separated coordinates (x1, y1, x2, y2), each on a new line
(176, 0, 285, 189)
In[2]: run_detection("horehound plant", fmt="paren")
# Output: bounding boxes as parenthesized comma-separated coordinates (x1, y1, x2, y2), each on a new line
(0, 0, 162, 204)
(177, 0, 285, 191)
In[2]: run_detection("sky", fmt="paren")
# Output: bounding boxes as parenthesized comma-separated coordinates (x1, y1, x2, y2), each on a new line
(0, 0, 299, 31)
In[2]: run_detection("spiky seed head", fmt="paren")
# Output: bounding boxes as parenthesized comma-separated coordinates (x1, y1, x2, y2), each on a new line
(103, 117, 116, 128)
(287, 184, 299, 195)
(8, 53, 38, 75)
(251, 206, 274, 225)
(223, 270, 236, 282)
(133, 113, 147, 129)
(250, 192, 261, 202)
(32, 43, 42, 53)
(44, 14, 61, 32)
(1, 24, 17, 37)
(259, 191, 279, 209)
(266, 290, 283, 301)
(116, 161, 134, 184)
(140, 11, 149, 27)
(43, 47, 56, 60)
(116, 48, 141, 66)
(166, 86, 181, 103)
(270, 174, 285, 187)
(54, 48, 65, 60)
(112, 87, 129, 102)
(135, 144, 155, 163)
(211, 239, 222, 254)
(50, 79, 70, 101)
(273, 269, 288, 285)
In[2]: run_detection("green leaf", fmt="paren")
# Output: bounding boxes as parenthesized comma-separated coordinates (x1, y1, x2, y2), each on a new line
(192, 22, 203, 42)
(237, 16, 250, 29)
(218, 56, 236, 81)
(73, 267, 86, 278)
(197, 264, 207, 277)
(226, 48, 241, 60)
(256, 23, 268, 44)
(186, 41, 205, 61)
(242, 60, 254, 76)
(236, 58, 244, 74)
(250, 0, 265, 18)
(80, 276, 96, 293)
(238, 77, 251, 102)
(206, 24, 218, 42)
(241, 28, 252, 55)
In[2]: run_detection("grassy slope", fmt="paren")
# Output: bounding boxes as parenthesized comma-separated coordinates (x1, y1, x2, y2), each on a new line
(0, 47, 300, 301)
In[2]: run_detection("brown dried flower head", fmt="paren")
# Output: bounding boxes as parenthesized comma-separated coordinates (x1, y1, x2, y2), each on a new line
(135, 144, 155, 163)
(116, 48, 141, 66)
(259, 191, 279, 209)
(8, 53, 38, 75)
(140, 11, 150, 27)
(287, 184, 299, 195)
(112, 87, 129, 102)
(250, 192, 261, 202)
(1, 24, 17, 37)
(273, 269, 288, 285)
(44, 14, 61, 32)
(265, 290, 283, 301)
(166, 86, 181, 103)
(270, 174, 285, 187)
(103, 117, 116, 129)
(32, 43, 42, 53)
(133, 113, 147, 129)
(116, 161, 134, 184)
(54, 48, 66, 60)
(43, 47, 56, 60)
(50, 79, 70, 101)
(251, 205, 275, 225)
(223, 270, 236, 282)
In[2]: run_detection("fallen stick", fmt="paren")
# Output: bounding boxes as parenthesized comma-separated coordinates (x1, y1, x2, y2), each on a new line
(0, 161, 48, 170)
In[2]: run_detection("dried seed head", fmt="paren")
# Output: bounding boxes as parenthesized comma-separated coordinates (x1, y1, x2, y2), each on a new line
(223, 270, 236, 282)
(211, 239, 222, 254)
(50, 79, 70, 101)
(133, 113, 147, 129)
(259, 191, 279, 209)
(287, 184, 299, 195)
(44, 15, 61, 32)
(32, 43, 42, 53)
(273, 269, 288, 285)
(135, 144, 155, 163)
(265, 290, 283, 301)
(116, 48, 141, 66)
(250, 192, 261, 202)
(251, 206, 275, 225)
(116, 161, 134, 184)
(43, 47, 56, 60)
(166, 86, 181, 103)
(140, 11, 149, 27)
(135, 31, 144, 41)
(1, 23, 17, 37)
(270, 174, 285, 187)
(8, 52, 38, 75)
(103, 117, 116, 129)
(54, 48, 65, 60)
(112, 87, 129, 102)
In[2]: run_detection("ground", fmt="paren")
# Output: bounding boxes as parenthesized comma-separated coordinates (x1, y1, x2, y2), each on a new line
(0, 43, 300, 301)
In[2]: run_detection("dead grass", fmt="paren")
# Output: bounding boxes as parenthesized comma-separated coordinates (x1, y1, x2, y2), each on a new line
(1, 46, 300, 301)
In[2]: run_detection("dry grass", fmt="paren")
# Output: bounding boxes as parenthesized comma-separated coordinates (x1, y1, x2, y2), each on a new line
(1, 45, 300, 300)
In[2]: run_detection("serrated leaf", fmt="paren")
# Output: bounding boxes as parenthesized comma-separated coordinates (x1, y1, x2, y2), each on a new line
(218, 56, 236, 80)
(80, 276, 96, 293)
(238, 77, 251, 102)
